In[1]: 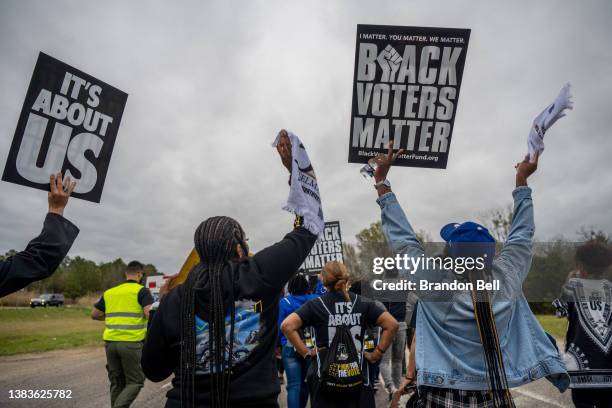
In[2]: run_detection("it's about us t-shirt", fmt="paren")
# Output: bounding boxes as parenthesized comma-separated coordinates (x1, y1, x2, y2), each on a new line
(295, 291, 385, 354)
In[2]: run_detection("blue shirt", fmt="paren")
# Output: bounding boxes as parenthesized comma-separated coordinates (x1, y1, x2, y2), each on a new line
(278, 293, 319, 346)
(377, 186, 569, 391)
(313, 279, 327, 295)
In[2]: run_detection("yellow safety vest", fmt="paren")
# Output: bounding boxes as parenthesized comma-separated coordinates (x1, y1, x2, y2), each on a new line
(103, 282, 147, 342)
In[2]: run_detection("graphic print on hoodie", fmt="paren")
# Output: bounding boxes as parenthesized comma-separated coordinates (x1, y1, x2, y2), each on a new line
(195, 299, 262, 374)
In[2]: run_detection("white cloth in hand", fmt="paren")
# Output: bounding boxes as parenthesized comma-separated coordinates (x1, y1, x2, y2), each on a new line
(527, 83, 573, 162)
(272, 131, 324, 237)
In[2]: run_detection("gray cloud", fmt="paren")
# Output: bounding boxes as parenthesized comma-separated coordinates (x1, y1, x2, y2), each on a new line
(1, 0, 611, 273)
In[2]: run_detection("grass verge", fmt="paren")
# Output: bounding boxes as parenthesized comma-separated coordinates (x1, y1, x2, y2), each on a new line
(536, 314, 567, 339)
(0, 308, 567, 356)
(0, 306, 103, 356)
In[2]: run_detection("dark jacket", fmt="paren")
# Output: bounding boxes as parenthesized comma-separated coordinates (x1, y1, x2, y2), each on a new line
(142, 226, 317, 407)
(382, 301, 406, 322)
(0, 213, 79, 298)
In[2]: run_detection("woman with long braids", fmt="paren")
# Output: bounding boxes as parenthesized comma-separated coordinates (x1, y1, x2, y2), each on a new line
(141, 140, 319, 408)
(369, 143, 569, 407)
(281, 261, 398, 408)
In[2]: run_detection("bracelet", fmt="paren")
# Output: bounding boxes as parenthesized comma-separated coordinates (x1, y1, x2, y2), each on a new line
(294, 215, 304, 229)
(375, 346, 385, 355)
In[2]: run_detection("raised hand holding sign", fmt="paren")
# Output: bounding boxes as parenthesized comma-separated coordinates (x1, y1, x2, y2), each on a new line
(48, 172, 76, 216)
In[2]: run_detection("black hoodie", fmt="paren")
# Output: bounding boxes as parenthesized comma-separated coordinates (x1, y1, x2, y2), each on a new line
(0, 213, 79, 297)
(142, 226, 317, 407)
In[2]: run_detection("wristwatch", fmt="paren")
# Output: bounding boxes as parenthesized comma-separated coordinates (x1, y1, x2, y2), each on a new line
(374, 179, 391, 189)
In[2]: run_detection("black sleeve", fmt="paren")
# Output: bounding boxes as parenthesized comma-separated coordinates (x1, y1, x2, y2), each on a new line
(362, 297, 386, 326)
(0, 213, 79, 298)
(142, 286, 181, 382)
(94, 295, 105, 312)
(233, 227, 317, 300)
(138, 288, 154, 307)
(295, 298, 317, 327)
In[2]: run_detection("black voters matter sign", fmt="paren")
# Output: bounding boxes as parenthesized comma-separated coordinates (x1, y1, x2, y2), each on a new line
(349, 25, 470, 169)
(2, 52, 128, 203)
(302, 221, 344, 275)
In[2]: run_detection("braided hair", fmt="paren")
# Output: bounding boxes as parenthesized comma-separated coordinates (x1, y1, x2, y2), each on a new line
(468, 267, 514, 407)
(287, 273, 310, 296)
(448, 242, 514, 408)
(180, 216, 248, 408)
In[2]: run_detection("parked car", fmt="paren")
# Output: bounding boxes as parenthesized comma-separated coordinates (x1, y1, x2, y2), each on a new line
(30, 293, 64, 308)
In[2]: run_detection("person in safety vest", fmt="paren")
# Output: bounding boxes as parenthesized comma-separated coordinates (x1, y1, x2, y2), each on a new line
(92, 261, 154, 408)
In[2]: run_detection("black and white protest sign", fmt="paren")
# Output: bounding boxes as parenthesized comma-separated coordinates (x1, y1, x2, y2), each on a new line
(2, 52, 128, 202)
(349, 25, 470, 169)
(302, 221, 343, 274)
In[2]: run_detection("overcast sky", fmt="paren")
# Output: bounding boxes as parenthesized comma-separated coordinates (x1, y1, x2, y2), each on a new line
(1, 0, 610, 274)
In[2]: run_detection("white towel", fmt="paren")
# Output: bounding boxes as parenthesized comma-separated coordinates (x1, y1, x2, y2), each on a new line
(527, 83, 574, 162)
(272, 131, 324, 237)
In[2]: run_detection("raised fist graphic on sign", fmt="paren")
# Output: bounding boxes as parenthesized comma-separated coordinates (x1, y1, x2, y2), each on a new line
(377, 44, 402, 82)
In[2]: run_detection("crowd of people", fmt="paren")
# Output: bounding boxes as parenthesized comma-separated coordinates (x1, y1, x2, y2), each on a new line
(1, 128, 611, 408)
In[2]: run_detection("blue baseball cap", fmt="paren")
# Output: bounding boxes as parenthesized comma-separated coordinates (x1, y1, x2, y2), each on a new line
(440, 221, 495, 243)
(440, 222, 496, 271)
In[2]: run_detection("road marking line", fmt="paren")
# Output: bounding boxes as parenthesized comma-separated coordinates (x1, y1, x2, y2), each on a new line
(161, 382, 172, 390)
(512, 388, 566, 408)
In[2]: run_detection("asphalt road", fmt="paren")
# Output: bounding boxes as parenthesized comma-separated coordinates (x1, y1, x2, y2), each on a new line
(0, 347, 573, 407)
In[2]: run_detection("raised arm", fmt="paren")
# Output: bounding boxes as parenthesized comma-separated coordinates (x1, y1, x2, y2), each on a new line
(378, 193, 424, 257)
(234, 134, 318, 298)
(0, 173, 78, 298)
(494, 155, 538, 285)
(371, 146, 450, 296)
(240, 226, 317, 298)
(372, 144, 424, 257)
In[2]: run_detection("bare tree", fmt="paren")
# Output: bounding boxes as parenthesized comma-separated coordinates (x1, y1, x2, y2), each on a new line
(342, 243, 363, 280)
(479, 204, 513, 242)
(577, 226, 610, 243)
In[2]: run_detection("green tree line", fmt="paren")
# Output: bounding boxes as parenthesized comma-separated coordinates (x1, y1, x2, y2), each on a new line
(0, 252, 161, 300)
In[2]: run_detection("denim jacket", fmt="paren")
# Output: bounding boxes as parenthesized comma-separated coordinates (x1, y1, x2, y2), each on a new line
(377, 186, 569, 391)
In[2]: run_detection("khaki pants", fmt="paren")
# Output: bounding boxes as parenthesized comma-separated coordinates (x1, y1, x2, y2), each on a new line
(105, 341, 145, 408)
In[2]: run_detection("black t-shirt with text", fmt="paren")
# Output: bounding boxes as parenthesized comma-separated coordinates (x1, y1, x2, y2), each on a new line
(296, 291, 385, 354)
